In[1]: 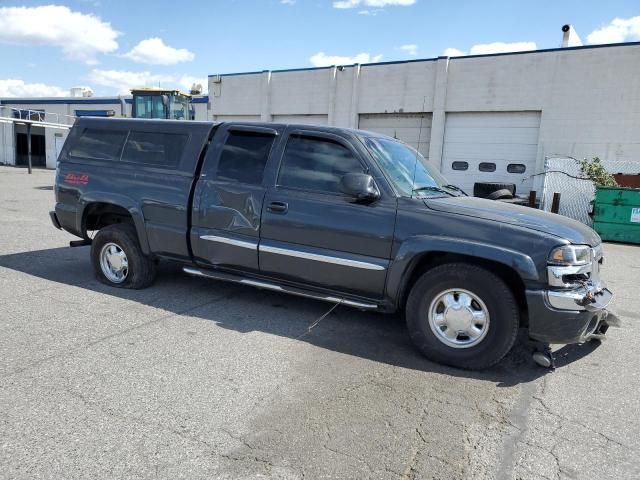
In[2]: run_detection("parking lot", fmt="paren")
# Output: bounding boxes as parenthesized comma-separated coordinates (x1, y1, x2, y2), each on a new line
(0, 165, 639, 479)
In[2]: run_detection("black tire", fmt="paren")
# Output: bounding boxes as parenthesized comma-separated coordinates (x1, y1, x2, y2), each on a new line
(473, 182, 516, 198)
(487, 189, 514, 200)
(91, 223, 156, 289)
(406, 263, 519, 370)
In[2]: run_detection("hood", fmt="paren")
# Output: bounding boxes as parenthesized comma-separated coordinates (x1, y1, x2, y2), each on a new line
(424, 196, 601, 245)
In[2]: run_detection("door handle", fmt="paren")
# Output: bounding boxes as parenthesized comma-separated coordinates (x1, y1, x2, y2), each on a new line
(268, 201, 288, 213)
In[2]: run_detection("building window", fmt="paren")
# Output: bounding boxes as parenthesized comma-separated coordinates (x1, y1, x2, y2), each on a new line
(278, 135, 364, 194)
(479, 162, 496, 172)
(68, 128, 127, 161)
(507, 163, 526, 174)
(121, 131, 188, 167)
(451, 161, 469, 171)
(215, 130, 276, 185)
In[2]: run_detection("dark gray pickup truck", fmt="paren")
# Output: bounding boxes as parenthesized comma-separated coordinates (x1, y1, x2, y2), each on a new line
(51, 117, 615, 369)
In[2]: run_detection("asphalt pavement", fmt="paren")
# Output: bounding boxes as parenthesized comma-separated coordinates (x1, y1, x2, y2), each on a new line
(1, 166, 638, 479)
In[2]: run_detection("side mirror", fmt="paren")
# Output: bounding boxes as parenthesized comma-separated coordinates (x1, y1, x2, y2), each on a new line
(339, 173, 381, 202)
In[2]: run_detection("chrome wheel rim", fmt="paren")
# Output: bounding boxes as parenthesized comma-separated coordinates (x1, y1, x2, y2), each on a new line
(99, 242, 129, 284)
(428, 288, 490, 349)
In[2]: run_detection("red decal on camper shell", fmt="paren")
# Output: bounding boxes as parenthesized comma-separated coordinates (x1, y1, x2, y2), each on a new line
(64, 173, 89, 185)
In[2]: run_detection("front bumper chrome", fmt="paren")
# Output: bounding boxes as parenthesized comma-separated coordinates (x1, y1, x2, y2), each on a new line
(546, 283, 613, 311)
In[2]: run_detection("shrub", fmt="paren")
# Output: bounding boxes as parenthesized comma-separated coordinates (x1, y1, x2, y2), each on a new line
(575, 157, 618, 187)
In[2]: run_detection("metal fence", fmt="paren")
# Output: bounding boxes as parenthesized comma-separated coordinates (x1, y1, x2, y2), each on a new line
(540, 156, 640, 225)
(0, 105, 76, 127)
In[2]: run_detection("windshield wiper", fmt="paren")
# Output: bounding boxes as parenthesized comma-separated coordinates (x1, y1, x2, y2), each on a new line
(412, 186, 456, 197)
(442, 184, 468, 196)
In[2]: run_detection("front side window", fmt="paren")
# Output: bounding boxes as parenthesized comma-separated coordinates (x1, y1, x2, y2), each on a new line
(278, 135, 364, 194)
(68, 128, 127, 161)
(121, 131, 188, 167)
(134, 95, 165, 119)
(215, 130, 275, 185)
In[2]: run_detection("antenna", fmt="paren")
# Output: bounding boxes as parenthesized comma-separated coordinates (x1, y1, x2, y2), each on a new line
(410, 96, 427, 199)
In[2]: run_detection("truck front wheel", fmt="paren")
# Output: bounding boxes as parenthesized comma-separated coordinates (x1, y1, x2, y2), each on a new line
(91, 224, 156, 289)
(406, 263, 519, 369)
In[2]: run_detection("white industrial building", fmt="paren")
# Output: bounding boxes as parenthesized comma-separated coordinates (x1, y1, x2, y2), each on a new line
(208, 40, 640, 194)
(1, 39, 639, 196)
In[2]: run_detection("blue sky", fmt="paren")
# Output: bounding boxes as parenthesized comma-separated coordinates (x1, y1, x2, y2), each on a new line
(0, 0, 639, 97)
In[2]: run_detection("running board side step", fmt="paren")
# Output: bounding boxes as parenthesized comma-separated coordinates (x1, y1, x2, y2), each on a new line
(183, 267, 379, 310)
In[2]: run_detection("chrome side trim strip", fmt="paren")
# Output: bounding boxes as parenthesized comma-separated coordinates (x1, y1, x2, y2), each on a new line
(183, 267, 378, 310)
(259, 245, 386, 271)
(200, 234, 257, 250)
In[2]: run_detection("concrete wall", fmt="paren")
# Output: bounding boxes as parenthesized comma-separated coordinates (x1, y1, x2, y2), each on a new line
(0, 122, 14, 165)
(209, 43, 640, 192)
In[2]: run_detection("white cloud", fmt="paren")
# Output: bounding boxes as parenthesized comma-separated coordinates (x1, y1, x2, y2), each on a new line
(400, 44, 418, 56)
(0, 79, 67, 97)
(177, 76, 208, 94)
(443, 42, 536, 57)
(0, 5, 119, 64)
(87, 69, 207, 95)
(587, 16, 640, 44)
(280, 0, 296, 4)
(442, 47, 466, 57)
(334, 0, 415, 8)
(309, 52, 383, 67)
(124, 37, 195, 65)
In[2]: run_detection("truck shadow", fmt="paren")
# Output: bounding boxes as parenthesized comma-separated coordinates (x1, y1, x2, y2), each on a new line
(0, 246, 601, 386)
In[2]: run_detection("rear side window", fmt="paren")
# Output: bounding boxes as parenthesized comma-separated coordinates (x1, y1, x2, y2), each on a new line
(215, 130, 276, 185)
(68, 128, 126, 161)
(278, 135, 364, 194)
(122, 131, 188, 167)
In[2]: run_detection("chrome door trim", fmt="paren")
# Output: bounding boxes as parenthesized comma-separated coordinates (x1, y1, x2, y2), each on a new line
(200, 234, 257, 250)
(259, 244, 386, 271)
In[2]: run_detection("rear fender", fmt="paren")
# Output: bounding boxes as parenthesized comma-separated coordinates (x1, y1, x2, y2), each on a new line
(77, 192, 150, 255)
(387, 235, 539, 307)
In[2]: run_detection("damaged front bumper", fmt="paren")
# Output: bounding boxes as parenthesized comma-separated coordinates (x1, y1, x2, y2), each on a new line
(526, 283, 619, 345)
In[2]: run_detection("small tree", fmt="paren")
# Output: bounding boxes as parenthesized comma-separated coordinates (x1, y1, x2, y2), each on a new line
(575, 157, 618, 187)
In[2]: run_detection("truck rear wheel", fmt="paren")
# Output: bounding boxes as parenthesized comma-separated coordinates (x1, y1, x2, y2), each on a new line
(406, 263, 519, 369)
(91, 224, 156, 289)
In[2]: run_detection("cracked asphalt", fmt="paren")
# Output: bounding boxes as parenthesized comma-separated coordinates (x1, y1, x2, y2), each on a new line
(1, 166, 639, 479)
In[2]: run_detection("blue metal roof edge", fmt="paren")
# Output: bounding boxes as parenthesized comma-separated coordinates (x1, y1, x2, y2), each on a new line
(207, 41, 640, 77)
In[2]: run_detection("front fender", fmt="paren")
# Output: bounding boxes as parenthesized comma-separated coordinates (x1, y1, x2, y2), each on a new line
(386, 235, 539, 307)
(77, 192, 150, 255)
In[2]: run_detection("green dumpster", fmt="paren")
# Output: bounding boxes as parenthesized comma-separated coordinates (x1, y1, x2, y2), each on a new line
(593, 186, 640, 244)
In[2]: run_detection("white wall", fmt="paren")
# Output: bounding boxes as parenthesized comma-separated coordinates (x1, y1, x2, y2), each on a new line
(209, 43, 640, 193)
(0, 122, 14, 165)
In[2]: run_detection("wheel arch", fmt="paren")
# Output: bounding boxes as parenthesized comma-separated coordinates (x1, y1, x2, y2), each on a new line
(78, 194, 150, 255)
(388, 236, 537, 326)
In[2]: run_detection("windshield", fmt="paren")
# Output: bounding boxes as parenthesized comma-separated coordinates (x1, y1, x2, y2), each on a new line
(363, 136, 458, 197)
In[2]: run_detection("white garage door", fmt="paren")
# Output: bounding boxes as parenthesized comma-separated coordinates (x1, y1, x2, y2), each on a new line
(442, 112, 541, 195)
(359, 113, 432, 159)
(272, 114, 328, 125)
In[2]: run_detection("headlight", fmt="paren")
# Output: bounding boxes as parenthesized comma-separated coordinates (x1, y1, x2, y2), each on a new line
(548, 245, 592, 266)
